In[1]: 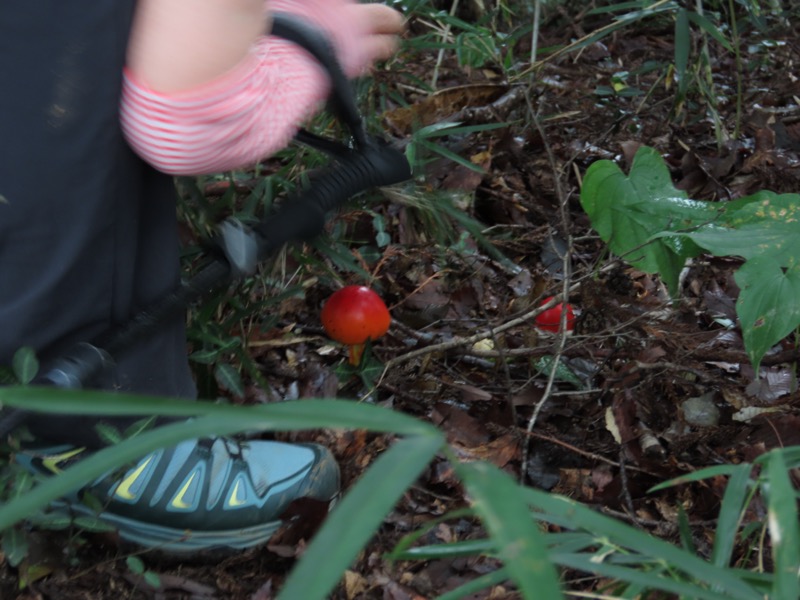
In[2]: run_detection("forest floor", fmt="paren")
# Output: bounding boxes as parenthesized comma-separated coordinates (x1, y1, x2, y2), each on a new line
(3, 3, 800, 599)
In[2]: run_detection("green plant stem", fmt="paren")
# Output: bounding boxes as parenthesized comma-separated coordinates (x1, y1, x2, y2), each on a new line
(432, 0, 459, 89)
(728, 0, 744, 139)
(530, 0, 541, 65)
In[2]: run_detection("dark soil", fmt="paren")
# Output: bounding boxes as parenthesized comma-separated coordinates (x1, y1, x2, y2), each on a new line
(3, 4, 800, 599)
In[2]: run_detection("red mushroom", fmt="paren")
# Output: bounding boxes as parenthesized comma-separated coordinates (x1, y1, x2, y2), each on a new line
(321, 286, 391, 365)
(534, 296, 576, 333)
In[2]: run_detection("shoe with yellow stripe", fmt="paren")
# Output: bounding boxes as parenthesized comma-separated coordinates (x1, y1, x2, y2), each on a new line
(16, 438, 340, 554)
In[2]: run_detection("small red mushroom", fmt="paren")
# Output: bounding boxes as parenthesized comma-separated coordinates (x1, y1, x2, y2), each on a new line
(534, 296, 576, 333)
(321, 286, 391, 365)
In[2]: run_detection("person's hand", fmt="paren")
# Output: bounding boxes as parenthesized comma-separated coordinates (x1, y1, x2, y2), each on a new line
(267, 1, 405, 78)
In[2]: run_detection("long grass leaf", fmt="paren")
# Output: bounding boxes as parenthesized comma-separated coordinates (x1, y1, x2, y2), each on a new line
(766, 449, 800, 600)
(436, 567, 510, 600)
(648, 464, 741, 491)
(458, 462, 564, 600)
(0, 388, 437, 436)
(521, 488, 762, 600)
(277, 435, 443, 600)
(556, 554, 742, 600)
(712, 463, 754, 567)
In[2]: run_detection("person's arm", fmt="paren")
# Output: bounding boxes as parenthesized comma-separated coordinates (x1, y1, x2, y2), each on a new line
(126, 0, 269, 93)
(122, 0, 404, 176)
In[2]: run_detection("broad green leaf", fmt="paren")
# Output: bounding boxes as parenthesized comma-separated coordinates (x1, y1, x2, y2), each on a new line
(765, 450, 800, 600)
(277, 435, 443, 600)
(580, 146, 714, 294)
(685, 191, 800, 263)
(661, 192, 800, 369)
(733, 257, 800, 370)
(458, 462, 564, 600)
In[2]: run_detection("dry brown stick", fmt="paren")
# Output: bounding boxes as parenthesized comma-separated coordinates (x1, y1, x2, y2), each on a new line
(523, 431, 659, 477)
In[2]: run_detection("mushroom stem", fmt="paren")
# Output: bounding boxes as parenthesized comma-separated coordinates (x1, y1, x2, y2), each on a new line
(348, 343, 365, 366)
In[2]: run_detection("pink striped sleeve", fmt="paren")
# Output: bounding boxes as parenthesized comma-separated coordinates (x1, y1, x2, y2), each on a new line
(120, 36, 331, 176)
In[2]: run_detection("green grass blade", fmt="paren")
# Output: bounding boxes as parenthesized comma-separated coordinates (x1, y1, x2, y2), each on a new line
(276, 435, 443, 600)
(648, 464, 741, 492)
(556, 554, 741, 600)
(0, 387, 438, 436)
(0, 414, 276, 531)
(386, 507, 477, 560)
(436, 567, 510, 600)
(765, 450, 800, 600)
(457, 461, 564, 600)
(521, 488, 762, 600)
(390, 538, 495, 561)
(0, 393, 440, 531)
(674, 9, 690, 99)
(711, 463, 754, 568)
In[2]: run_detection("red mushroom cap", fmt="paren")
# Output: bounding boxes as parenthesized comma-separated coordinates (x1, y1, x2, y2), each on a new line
(534, 296, 576, 333)
(321, 286, 391, 345)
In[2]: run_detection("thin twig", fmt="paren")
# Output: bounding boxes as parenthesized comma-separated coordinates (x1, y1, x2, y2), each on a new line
(431, 0, 459, 89)
(520, 88, 575, 484)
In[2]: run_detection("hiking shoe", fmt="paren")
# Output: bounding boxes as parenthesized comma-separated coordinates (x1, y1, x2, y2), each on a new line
(16, 437, 340, 554)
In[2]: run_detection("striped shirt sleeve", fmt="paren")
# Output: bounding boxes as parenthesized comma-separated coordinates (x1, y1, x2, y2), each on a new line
(120, 36, 330, 176)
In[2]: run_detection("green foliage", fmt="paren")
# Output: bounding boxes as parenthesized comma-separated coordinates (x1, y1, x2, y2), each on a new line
(580, 146, 713, 294)
(581, 146, 800, 370)
(126, 555, 162, 589)
(0, 386, 539, 599)
(3, 386, 799, 598)
(11, 347, 38, 384)
(391, 448, 800, 599)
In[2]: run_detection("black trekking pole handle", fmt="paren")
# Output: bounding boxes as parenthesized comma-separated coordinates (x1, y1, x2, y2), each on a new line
(34, 139, 410, 390)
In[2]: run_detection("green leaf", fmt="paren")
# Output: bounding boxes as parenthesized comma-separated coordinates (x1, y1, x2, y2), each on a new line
(734, 257, 800, 370)
(674, 192, 800, 369)
(0, 392, 439, 533)
(437, 568, 511, 600)
(648, 464, 742, 492)
(11, 347, 39, 385)
(1, 527, 29, 567)
(532, 356, 587, 389)
(458, 462, 564, 599)
(685, 192, 800, 263)
(144, 571, 162, 589)
(389, 538, 494, 560)
(521, 487, 762, 600)
(765, 450, 800, 600)
(673, 9, 690, 100)
(277, 435, 443, 600)
(580, 146, 715, 295)
(126, 555, 145, 575)
(73, 515, 116, 533)
(214, 363, 245, 397)
(711, 464, 755, 568)
(686, 10, 733, 51)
